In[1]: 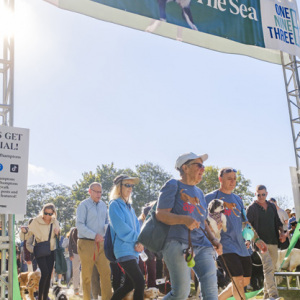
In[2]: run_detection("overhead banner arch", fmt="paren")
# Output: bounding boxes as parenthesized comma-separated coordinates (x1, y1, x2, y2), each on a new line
(45, 0, 300, 64)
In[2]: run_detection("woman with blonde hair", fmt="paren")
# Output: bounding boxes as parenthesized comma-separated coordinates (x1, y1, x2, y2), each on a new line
(109, 174, 145, 300)
(28, 203, 60, 300)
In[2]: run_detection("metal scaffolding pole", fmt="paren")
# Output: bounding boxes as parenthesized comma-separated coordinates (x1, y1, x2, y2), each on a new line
(281, 53, 300, 219)
(0, 0, 15, 299)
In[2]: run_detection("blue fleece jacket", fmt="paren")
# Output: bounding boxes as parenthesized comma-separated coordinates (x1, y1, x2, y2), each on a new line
(108, 198, 140, 260)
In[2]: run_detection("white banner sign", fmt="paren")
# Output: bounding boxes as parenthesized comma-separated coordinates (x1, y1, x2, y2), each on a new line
(0, 126, 29, 214)
(44, 0, 300, 64)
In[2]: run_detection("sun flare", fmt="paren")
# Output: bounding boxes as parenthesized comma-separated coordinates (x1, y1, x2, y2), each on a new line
(0, 1, 15, 38)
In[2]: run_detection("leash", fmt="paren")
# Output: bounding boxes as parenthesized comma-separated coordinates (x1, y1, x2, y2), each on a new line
(199, 227, 245, 300)
(184, 230, 194, 264)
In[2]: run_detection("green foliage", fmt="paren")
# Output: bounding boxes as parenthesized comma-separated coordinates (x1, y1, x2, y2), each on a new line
(71, 171, 100, 206)
(25, 183, 71, 221)
(133, 162, 172, 215)
(21, 183, 72, 233)
(197, 166, 254, 205)
(52, 195, 76, 235)
(71, 162, 171, 216)
(197, 166, 219, 194)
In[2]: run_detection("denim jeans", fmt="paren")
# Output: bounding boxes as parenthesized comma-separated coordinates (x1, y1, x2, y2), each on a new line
(162, 240, 218, 300)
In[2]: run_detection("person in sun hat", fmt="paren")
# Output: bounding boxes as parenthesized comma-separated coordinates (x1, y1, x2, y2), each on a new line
(109, 174, 145, 300)
(156, 152, 222, 300)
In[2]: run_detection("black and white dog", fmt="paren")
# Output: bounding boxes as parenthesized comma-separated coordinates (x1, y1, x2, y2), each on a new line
(52, 285, 68, 300)
(158, 0, 198, 30)
(207, 199, 227, 240)
(250, 251, 264, 290)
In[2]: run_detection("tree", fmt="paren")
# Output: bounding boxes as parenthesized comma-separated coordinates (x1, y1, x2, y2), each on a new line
(71, 162, 172, 216)
(71, 163, 125, 205)
(197, 166, 254, 205)
(52, 195, 76, 235)
(25, 183, 71, 219)
(72, 171, 101, 206)
(20, 183, 71, 226)
(133, 162, 172, 215)
(273, 195, 294, 210)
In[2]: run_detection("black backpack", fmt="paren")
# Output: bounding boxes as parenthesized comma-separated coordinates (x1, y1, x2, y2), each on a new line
(104, 224, 117, 262)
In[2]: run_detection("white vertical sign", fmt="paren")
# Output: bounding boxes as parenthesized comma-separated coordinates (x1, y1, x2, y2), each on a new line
(289, 166, 300, 219)
(0, 126, 29, 214)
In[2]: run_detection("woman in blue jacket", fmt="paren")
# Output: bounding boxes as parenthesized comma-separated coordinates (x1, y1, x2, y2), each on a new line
(109, 174, 145, 300)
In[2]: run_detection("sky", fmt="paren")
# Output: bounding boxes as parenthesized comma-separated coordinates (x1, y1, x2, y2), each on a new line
(7, 0, 300, 208)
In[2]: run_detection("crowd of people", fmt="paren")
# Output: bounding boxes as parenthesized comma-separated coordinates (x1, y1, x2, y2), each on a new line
(16, 151, 300, 300)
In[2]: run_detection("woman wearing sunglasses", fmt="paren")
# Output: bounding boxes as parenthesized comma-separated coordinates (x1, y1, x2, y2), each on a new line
(156, 152, 222, 300)
(28, 203, 60, 300)
(109, 174, 145, 300)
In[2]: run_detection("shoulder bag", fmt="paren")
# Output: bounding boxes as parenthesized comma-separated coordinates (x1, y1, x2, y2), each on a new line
(137, 181, 179, 253)
(34, 223, 53, 258)
(55, 236, 67, 274)
(104, 224, 117, 262)
(104, 201, 121, 262)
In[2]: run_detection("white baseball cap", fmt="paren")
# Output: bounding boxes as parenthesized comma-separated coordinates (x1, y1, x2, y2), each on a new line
(175, 152, 208, 170)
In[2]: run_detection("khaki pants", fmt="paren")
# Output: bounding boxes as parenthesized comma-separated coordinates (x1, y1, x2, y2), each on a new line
(78, 239, 112, 300)
(259, 244, 279, 299)
(72, 253, 81, 293)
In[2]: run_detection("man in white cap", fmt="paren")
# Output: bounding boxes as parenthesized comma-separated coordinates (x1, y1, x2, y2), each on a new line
(156, 152, 222, 300)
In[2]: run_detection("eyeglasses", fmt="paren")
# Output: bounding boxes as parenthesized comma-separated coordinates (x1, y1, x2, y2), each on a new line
(91, 189, 102, 194)
(44, 212, 53, 216)
(220, 168, 237, 177)
(122, 184, 135, 188)
(257, 194, 266, 197)
(189, 163, 205, 169)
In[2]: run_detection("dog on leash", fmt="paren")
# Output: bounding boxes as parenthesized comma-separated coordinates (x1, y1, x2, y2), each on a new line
(250, 251, 264, 290)
(53, 285, 68, 300)
(207, 199, 227, 240)
(18, 270, 41, 300)
(158, 0, 198, 30)
(123, 287, 160, 300)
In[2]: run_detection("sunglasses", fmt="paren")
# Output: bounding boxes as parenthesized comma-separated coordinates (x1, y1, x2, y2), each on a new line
(257, 194, 266, 197)
(122, 183, 135, 188)
(220, 168, 237, 177)
(189, 163, 205, 169)
(44, 212, 53, 216)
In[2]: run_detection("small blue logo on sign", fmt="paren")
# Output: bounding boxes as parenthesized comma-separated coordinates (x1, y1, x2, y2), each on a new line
(0, 164, 3, 171)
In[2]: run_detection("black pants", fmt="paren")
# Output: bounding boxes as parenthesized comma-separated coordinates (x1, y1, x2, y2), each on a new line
(36, 251, 55, 300)
(111, 259, 144, 300)
(110, 262, 125, 292)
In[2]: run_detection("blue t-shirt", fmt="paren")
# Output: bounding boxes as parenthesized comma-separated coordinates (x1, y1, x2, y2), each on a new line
(157, 179, 211, 247)
(205, 190, 249, 257)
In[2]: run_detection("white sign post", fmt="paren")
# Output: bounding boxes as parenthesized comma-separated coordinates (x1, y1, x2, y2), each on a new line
(0, 126, 29, 215)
